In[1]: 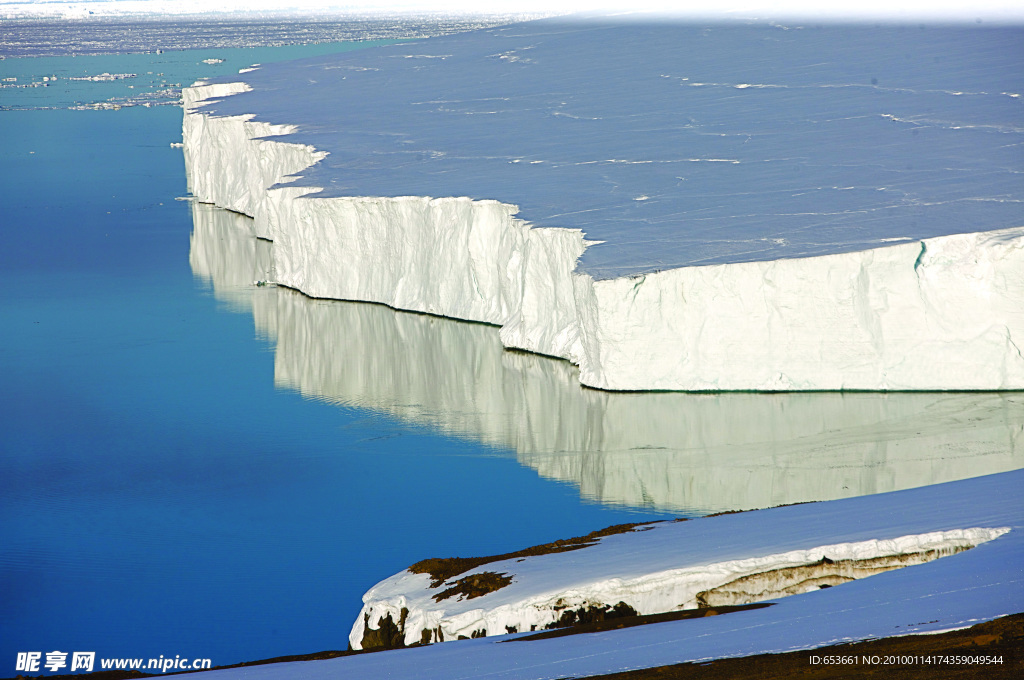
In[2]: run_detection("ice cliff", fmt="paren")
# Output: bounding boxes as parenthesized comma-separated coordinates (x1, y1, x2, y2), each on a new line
(181, 20, 1024, 391)
(189, 203, 1024, 513)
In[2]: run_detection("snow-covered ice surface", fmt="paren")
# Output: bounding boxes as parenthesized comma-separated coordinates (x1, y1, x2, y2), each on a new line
(188, 469, 1024, 679)
(193, 19, 1024, 274)
(350, 527, 1008, 649)
(190, 202, 1024, 514)
(182, 18, 1024, 390)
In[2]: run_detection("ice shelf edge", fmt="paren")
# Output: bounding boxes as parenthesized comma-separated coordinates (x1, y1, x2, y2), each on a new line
(182, 82, 1024, 391)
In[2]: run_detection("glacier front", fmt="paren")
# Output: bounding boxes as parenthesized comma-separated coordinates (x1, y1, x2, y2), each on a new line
(190, 201, 1024, 514)
(182, 19, 1024, 391)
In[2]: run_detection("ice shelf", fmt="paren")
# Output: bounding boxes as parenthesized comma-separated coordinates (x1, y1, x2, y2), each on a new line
(181, 18, 1024, 391)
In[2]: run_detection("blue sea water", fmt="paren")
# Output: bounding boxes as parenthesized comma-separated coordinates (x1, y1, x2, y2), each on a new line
(0, 39, 675, 670)
(0, 39, 400, 110)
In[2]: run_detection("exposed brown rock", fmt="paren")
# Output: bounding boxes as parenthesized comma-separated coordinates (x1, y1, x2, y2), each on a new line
(359, 607, 409, 651)
(408, 521, 656, 588)
(432, 571, 514, 602)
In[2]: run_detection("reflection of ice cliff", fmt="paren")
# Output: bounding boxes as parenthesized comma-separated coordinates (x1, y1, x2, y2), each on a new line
(190, 203, 1024, 514)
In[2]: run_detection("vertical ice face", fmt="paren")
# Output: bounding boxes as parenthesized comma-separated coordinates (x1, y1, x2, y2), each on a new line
(190, 203, 1024, 514)
(180, 20, 1024, 391)
(183, 83, 327, 221)
(578, 230, 1024, 390)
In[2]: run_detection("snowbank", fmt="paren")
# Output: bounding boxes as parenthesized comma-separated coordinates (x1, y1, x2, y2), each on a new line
(182, 78, 1024, 391)
(189, 469, 1024, 680)
(351, 527, 1008, 649)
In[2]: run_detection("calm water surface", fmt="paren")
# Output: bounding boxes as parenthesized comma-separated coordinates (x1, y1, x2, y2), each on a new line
(2, 33, 1022, 672)
(0, 43, 675, 668)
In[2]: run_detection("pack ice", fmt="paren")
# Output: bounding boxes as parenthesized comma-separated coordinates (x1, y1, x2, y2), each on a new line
(182, 19, 1024, 391)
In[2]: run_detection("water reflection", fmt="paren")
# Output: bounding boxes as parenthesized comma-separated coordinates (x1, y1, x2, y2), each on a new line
(190, 202, 1024, 514)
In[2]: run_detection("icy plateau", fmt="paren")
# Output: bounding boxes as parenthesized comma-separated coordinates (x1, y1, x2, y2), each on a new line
(182, 19, 1024, 391)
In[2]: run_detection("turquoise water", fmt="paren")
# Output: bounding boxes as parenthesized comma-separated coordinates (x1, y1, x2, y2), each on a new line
(0, 43, 673, 669)
(0, 40, 399, 110)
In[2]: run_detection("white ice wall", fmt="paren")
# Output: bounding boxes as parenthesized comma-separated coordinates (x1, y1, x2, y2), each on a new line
(183, 83, 326, 220)
(182, 82, 1024, 391)
(190, 202, 1024, 514)
(589, 230, 1024, 390)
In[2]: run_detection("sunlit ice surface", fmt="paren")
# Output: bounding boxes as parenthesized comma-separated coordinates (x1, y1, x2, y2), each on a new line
(199, 18, 1024, 279)
(4, 9, 1022, 672)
